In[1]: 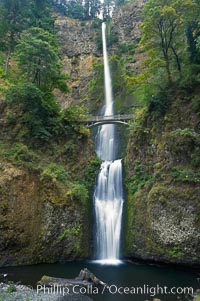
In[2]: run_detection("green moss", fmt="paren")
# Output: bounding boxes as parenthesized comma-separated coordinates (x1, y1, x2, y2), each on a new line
(6, 285, 17, 293)
(83, 156, 101, 188)
(123, 191, 136, 255)
(168, 247, 185, 259)
(40, 275, 54, 282)
(59, 224, 81, 240)
(125, 161, 155, 195)
(170, 167, 200, 183)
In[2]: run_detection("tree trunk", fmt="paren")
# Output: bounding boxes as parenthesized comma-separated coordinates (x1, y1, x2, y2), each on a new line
(4, 50, 11, 76)
(171, 46, 181, 73)
(165, 54, 172, 85)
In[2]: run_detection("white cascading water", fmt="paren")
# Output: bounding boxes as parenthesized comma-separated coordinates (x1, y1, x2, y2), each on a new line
(94, 23, 124, 265)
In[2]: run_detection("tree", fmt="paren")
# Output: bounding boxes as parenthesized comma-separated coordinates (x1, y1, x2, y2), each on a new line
(84, 0, 101, 19)
(102, 0, 115, 19)
(140, 0, 196, 84)
(6, 83, 61, 141)
(15, 27, 67, 91)
(0, 0, 31, 75)
(115, 0, 125, 6)
(52, 0, 101, 20)
(187, 0, 200, 63)
(29, 0, 55, 32)
(66, 0, 86, 19)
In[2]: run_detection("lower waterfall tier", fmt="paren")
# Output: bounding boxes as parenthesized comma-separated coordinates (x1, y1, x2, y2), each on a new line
(94, 160, 124, 263)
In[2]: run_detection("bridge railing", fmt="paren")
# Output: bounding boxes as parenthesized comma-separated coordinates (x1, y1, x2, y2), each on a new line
(86, 114, 133, 122)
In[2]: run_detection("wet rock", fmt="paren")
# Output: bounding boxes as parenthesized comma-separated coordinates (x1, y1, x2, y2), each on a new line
(0, 283, 93, 301)
(39, 268, 107, 288)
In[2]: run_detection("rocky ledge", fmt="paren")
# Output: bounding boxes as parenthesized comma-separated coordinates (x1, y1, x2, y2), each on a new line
(0, 283, 93, 301)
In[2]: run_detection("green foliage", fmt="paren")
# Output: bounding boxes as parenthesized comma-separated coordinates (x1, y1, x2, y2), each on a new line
(171, 128, 199, 140)
(110, 55, 127, 95)
(116, 42, 136, 56)
(102, 0, 115, 19)
(62, 104, 90, 137)
(0, 0, 31, 51)
(148, 90, 170, 116)
(187, 0, 200, 64)
(30, 0, 56, 32)
(66, 1, 87, 20)
(41, 163, 69, 184)
(141, 0, 195, 84)
(68, 182, 89, 205)
(83, 156, 101, 188)
(1, 143, 39, 168)
(0, 0, 56, 77)
(191, 147, 200, 167)
(89, 61, 104, 106)
(192, 94, 200, 113)
(6, 83, 61, 141)
(132, 0, 200, 111)
(170, 167, 200, 183)
(6, 284, 17, 293)
(168, 247, 184, 259)
(62, 105, 88, 124)
(106, 30, 118, 48)
(61, 141, 78, 158)
(15, 27, 67, 91)
(169, 128, 200, 160)
(53, 0, 101, 20)
(59, 224, 81, 240)
(126, 161, 154, 194)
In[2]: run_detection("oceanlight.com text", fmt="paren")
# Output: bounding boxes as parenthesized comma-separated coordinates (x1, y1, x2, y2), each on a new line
(37, 284, 194, 297)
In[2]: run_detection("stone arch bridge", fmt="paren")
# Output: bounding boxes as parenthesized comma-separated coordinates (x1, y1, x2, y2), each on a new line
(81, 114, 133, 128)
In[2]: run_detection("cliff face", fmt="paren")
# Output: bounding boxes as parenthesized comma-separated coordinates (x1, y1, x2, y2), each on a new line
(124, 93, 200, 265)
(53, 0, 145, 112)
(0, 98, 98, 266)
(0, 142, 95, 266)
(54, 17, 98, 109)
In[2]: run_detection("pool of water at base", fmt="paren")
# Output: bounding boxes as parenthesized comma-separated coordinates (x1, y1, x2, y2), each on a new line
(0, 261, 199, 301)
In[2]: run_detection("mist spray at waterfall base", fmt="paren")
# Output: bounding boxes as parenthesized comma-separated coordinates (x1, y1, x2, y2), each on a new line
(93, 23, 124, 266)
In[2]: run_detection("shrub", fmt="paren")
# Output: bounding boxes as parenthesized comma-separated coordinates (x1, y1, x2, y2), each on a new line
(62, 105, 89, 136)
(84, 156, 101, 188)
(170, 167, 200, 183)
(67, 182, 89, 205)
(40, 163, 69, 184)
(59, 224, 81, 240)
(126, 161, 155, 194)
(148, 90, 170, 116)
(192, 94, 200, 113)
(1, 143, 39, 168)
(170, 128, 199, 140)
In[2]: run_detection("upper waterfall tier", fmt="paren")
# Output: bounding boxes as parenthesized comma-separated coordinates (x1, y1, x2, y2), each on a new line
(95, 23, 116, 161)
(102, 22, 114, 116)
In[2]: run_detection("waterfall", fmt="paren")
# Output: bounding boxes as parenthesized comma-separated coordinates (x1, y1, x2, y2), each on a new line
(94, 22, 124, 265)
